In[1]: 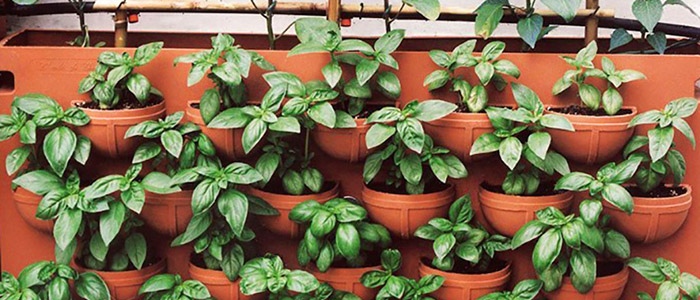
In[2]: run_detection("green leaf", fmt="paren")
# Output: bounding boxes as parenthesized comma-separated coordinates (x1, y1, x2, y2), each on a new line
(75, 272, 110, 300)
(555, 172, 594, 191)
(374, 29, 405, 54)
(512, 221, 548, 248)
(302, 168, 323, 193)
(666, 150, 686, 185)
(517, 14, 544, 48)
(283, 169, 305, 195)
(12, 93, 60, 115)
(511, 82, 543, 113)
(541, 0, 582, 22)
(100, 200, 126, 246)
(336, 223, 361, 259)
(648, 126, 674, 162)
(470, 133, 501, 155)
(289, 200, 321, 223)
(657, 281, 681, 300)
(609, 28, 634, 51)
(289, 42, 329, 56)
(528, 132, 552, 160)
(308, 101, 336, 128)
(414, 100, 457, 122)
(580, 225, 604, 253)
(171, 212, 212, 246)
(475, 2, 504, 39)
(208, 107, 250, 129)
(343, 78, 371, 99)
(602, 184, 633, 214)
(269, 116, 301, 133)
(404, 0, 441, 20)
(475, 62, 495, 85)
(54, 209, 82, 250)
(647, 32, 667, 54)
(5, 145, 31, 176)
(141, 275, 177, 294)
(224, 162, 263, 184)
(356, 59, 380, 86)
(125, 233, 147, 269)
(199, 89, 221, 125)
(126, 73, 151, 102)
(161, 130, 183, 158)
(191, 179, 220, 215)
(540, 114, 574, 131)
(311, 209, 336, 237)
(12, 170, 64, 195)
(499, 136, 522, 170)
(217, 189, 248, 235)
(294, 18, 341, 47)
(602, 87, 623, 116)
(337, 39, 374, 53)
(73, 136, 91, 165)
(604, 230, 630, 259)
(133, 41, 163, 66)
(399, 153, 423, 185)
(579, 84, 601, 110)
(322, 62, 342, 88)
(673, 118, 695, 148)
(43, 126, 77, 176)
(242, 118, 267, 154)
(466, 84, 488, 113)
(579, 199, 603, 225)
(628, 257, 665, 283)
(397, 118, 425, 154)
(428, 50, 451, 67)
(286, 270, 320, 293)
(366, 124, 396, 149)
(533, 228, 562, 274)
(569, 248, 596, 293)
(376, 72, 402, 99)
(434, 233, 456, 260)
(633, 0, 663, 32)
(493, 60, 521, 78)
(212, 62, 242, 85)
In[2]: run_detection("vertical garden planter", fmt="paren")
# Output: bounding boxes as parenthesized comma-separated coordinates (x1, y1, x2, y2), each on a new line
(186, 101, 250, 161)
(603, 184, 692, 244)
(72, 100, 167, 158)
(141, 190, 193, 238)
(478, 184, 575, 237)
(424, 112, 494, 163)
(189, 262, 265, 300)
(544, 264, 629, 300)
(418, 259, 511, 300)
(545, 106, 637, 165)
(75, 258, 167, 300)
(12, 187, 53, 234)
(245, 182, 340, 239)
(312, 119, 372, 163)
(361, 184, 454, 239)
(308, 265, 380, 299)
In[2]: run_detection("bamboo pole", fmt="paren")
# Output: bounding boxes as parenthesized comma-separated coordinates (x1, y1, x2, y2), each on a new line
(114, 8, 127, 47)
(585, 0, 599, 45)
(326, 0, 340, 23)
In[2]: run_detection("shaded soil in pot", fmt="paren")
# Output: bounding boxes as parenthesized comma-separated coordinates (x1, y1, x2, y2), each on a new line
(548, 105, 633, 116)
(422, 257, 508, 275)
(333, 103, 388, 119)
(258, 180, 337, 196)
(76, 95, 162, 110)
(563, 261, 624, 277)
(482, 182, 564, 197)
(367, 181, 450, 195)
(328, 250, 382, 269)
(626, 185, 688, 198)
(76, 255, 161, 272)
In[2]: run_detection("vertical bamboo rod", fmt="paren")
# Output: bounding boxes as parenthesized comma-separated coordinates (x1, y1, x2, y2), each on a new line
(327, 0, 340, 23)
(585, 0, 599, 45)
(114, 9, 127, 47)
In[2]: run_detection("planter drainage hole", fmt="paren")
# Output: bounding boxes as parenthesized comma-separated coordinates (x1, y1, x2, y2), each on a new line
(0, 71, 15, 93)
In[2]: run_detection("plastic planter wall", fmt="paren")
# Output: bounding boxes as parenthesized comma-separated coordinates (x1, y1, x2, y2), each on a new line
(0, 30, 699, 300)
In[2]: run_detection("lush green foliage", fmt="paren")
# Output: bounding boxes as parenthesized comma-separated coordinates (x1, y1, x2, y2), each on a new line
(360, 249, 444, 300)
(79, 42, 164, 109)
(290, 197, 391, 272)
(139, 273, 212, 300)
(477, 279, 543, 300)
(624, 97, 697, 192)
(512, 208, 630, 293)
(0, 260, 110, 300)
(239, 254, 320, 297)
(175, 33, 276, 124)
(415, 195, 510, 272)
(424, 40, 520, 113)
(474, 0, 558, 46)
(628, 257, 700, 300)
(290, 283, 361, 300)
(470, 83, 572, 195)
(363, 100, 467, 194)
(552, 41, 646, 115)
(614, 0, 698, 53)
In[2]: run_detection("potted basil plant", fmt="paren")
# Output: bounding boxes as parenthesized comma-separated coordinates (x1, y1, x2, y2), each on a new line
(138, 273, 213, 300)
(360, 249, 445, 300)
(239, 254, 320, 299)
(477, 279, 543, 300)
(627, 257, 700, 300)
(1, 260, 110, 300)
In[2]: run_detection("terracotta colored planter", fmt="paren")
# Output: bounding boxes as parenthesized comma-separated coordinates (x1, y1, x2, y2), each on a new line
(478, 184, 575, 237)
(245, 182, 340, 239)
(189, 262, 266, 300)
(418, 259, 511, 300)
(186, 101, 250, 161)
(545, 106, 637, 165)
(603, 184, 692, 244)
(424, 112, 494, 163)
(308, 265, 380, 299)
(76, 258, 166, 300)
(142, 190, 193, 237)
(545, 265, 629, 300)
(361, 184, 455, 239)
(13, 187, 53, 234)
(72, 100, 166, 159)
(312, 119, 372, 163)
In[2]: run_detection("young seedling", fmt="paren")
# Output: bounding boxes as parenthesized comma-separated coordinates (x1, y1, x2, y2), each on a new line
(0, 260, 110, 300)
(239, 254, 320, 297)
(628, 257, 700, 300)
(139, 273, 212, 300)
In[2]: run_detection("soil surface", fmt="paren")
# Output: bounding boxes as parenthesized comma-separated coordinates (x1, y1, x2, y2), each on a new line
(367, 181, 450, 195)
(627, 185, 687, 198)
(482, 182, 563, 197)
(549, 105, 633, 116)
(423, 257, 508, 275)
(562, 261, 624, 278)
(76, 95, 162, 110)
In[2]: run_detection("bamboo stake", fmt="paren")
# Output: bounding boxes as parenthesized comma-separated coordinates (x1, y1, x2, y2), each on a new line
(326, 0, 340, 23)
(114, 8, 127, 47)
(585, 0, 599, 45)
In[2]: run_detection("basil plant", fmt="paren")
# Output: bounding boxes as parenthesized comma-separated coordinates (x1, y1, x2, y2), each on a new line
(628, 257, 700, 300)
(555, 157, 642, 225)
(292, 283, 361, 300)
(552, 41, 646, 115)
(239, 254, 320, 298)
(623, 97, 698, 193)
(2, 93, 91, 178)
(0, 260, 110, 300)
(79, 42, 164, 109)
(363, 100, 468, 194)
(415, 195, 511, 272)
(290, 197, 392, 272)
(360, 249, 445, 300)
(289, 18, 404, 118)
(470, 83, 573, 195)
(477, 279, 543, 300)
(512, 207, 631, 293)
(175, 33, 276, 124)
(139, 273, 212, 300)
(424, 40, 520, 113)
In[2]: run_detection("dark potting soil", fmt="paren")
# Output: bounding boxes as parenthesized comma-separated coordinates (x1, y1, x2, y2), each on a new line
(367, 181, 450, 195)
(330, 251, 382, 269)
(626, 185, 687, 198)
(549, 105, 633, 116)
(75, 95, 162, 110)
(260, 180, 337, 196)
(332, 104, 386, 120)
(422, 257, 508, 275)
(481, 182, 564, 197)
(562, 261, 624, 278)
(77, 255, 160, 272)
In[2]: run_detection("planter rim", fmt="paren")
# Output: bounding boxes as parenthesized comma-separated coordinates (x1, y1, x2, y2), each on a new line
(362, 183, 454, 203)
(604, 184, 692, 209)
(478, 182, 574, 203)
(246, 181, 340, 202)
(316, 118, 370, 131)
(12, 187, 41, 203)
(188, 261, 244, 283)
(417, 259, 512, 281)
(76, 257, 166, 278)
(71, 100, 166, 117)
(561, 264, 629, 288)
(545, 106, 638, 123)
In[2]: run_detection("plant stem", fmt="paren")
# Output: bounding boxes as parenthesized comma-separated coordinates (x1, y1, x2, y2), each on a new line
(304, 126, 310, 161)
(387, 3, 406, 26)
(274, 20, 296, 41)
(383, 0, 391, 32)
(266, 0, 275, 50)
